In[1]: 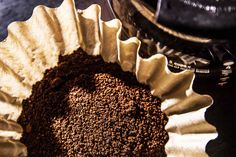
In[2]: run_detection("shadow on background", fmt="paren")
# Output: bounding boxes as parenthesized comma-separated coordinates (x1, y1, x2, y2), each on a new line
(193, 73, 236, 157)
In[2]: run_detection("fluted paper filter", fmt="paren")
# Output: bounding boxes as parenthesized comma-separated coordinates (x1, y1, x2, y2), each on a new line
(0, 0, 217, 156)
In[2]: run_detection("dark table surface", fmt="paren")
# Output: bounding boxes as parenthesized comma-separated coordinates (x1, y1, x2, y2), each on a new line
(0, 0, 114, 41)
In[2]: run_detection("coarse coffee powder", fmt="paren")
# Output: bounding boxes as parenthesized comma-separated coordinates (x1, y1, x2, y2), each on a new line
(18, 49, 168, 157)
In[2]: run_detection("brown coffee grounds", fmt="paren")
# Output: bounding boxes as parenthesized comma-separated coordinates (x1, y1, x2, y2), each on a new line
(18, 49, 168, 157)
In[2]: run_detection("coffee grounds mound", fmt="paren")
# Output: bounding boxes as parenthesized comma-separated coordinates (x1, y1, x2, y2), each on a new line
(18, 49, 168, 157)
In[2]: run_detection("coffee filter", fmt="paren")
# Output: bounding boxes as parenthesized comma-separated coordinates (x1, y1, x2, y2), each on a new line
(0, 0, 218, 156)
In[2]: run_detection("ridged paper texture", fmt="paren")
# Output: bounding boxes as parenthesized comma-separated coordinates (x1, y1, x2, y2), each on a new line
(0, 0, 217, 156)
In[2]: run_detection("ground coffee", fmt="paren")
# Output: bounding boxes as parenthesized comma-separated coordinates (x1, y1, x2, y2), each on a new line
(18, 49, 168, 157)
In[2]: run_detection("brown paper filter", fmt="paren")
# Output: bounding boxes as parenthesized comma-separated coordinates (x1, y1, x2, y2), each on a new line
(0, 0, 217, 156)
